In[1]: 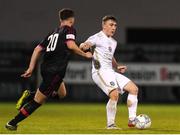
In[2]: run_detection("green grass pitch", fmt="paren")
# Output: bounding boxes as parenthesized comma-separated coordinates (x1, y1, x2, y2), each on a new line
(0, 102, 180, 134)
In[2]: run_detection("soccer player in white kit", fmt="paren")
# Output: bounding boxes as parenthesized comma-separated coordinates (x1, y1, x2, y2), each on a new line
(80, 15, 138, 129)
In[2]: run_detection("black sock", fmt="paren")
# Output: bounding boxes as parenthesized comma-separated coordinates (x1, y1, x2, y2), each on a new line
(27, 91, 36, 102)
(9, 100, 41, 126)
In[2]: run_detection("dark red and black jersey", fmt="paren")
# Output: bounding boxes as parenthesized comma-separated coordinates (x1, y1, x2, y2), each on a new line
(39, 26, 76, 77)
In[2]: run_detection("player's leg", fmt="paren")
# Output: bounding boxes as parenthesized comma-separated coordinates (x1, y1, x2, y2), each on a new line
(6, 89, 46, 130)
(17, 83, 65, 109)
(6, 73, 62, 131)
(115, 72, 138, 127)
(123, 81, 138, 127)
(92, 71, 120, 129)
(16, 79, 65, 110)
(57, 82, 67, 98)
(106, 89, 120, 129)
(16, 83, 65, 110)
(53, 81, 67, 98)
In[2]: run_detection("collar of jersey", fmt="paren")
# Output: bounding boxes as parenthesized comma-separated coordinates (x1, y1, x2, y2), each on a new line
(100, 31, 111, 39)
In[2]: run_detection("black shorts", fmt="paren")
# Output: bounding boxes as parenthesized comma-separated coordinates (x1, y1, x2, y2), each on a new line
(39, 71, 63, 97)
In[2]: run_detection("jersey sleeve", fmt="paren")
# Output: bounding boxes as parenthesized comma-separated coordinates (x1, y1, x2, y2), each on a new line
(65, 27, 76, 42)
(85, 35, 97, 46)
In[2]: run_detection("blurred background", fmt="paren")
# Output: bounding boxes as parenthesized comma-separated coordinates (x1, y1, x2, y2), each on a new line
(0, 0, 180, 103)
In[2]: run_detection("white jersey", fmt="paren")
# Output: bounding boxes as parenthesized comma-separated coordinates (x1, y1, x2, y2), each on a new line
(85, 31, 117, 73)
(85, 31, 130, 95)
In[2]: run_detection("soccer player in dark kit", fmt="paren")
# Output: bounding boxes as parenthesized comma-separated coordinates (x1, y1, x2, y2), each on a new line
(5, 8, 92, 131)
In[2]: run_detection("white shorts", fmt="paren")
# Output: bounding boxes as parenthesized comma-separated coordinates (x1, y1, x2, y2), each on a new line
(92, 70, 131, 95)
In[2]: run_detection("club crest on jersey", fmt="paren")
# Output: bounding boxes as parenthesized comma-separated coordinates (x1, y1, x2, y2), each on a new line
(110, 81, 115, 86)
(108, 46, 112, 52)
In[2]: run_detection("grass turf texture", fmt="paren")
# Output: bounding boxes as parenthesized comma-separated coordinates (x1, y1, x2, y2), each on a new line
(0, 103, 180, 134)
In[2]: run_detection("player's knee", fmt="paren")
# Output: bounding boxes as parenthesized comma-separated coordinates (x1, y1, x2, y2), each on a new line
(59, 91, 66, 98)
(109, 89, 119, 101)
(34, 90, 47, 104)
(130, 85, 138, 95)
(34, 97, 46, 104)
(133, 86, 139, 95)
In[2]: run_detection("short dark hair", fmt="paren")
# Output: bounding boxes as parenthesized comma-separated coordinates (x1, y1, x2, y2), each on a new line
(102, 15, 117, 23)
(59, 8, 75, 21)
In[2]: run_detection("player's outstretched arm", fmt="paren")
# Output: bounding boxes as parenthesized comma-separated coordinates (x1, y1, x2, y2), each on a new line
(112, 57, 127, 73)
(21, 45, 43, 78)
(66, 40, 92, 59)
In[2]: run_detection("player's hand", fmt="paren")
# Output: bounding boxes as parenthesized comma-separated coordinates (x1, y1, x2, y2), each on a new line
(80, 43, 91, 51)
(85, 52, 93, 59)
(117, 65, 127, 73)
(21, 68, 33, 78)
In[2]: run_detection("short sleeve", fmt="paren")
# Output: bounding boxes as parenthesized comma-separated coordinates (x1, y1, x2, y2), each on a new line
(85, 35, 97, 46)
(65, 27, 76, 42)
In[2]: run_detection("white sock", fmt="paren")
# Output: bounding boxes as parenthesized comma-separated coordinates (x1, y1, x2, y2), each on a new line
(127, 94, 138, 120)
(106, 99, 117, 126)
